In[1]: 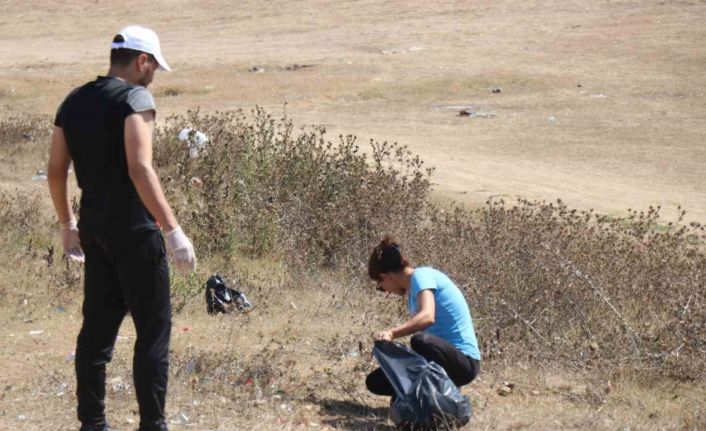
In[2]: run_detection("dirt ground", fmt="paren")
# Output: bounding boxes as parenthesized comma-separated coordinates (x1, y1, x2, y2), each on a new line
(1, 1, 705, 430)
(1, 285, 704, 431)
(1, 0, 705, 220)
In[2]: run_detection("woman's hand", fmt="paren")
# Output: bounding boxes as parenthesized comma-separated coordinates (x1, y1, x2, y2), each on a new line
(373, 330, 394, 341)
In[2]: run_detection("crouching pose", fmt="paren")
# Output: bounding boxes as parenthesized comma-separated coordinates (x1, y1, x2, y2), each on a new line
(366, 236, 481, 396)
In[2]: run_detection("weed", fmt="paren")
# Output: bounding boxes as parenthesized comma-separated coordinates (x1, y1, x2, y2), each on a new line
(1, 110, 704, 382)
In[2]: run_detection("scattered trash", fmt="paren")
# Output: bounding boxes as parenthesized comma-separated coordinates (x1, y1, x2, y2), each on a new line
(66, 351, 76, 362)
(29, 330, 44, 336)
(162, 88, 180, 97)
(109, 376, 130, 393)
(184, 358, 201, 375)
(458, 109, 496, 118)
(548, 116, 557, 122)
(17, 414, 26, 421)
(55, 305, 65, 313)
(178, 128, 209, 158)
(55, 382, 68, 396)
(205, 274, 253, 315)
(382, 46, 423, 54)
(248, 66, 266, 73)
(170, 412, 190, 425)
(433, 103, 476, 112)
(32, 170, 47, 181)
(190, 176, 203, 187)
(591, 93, 607, 99)
(373, 341, 471, 429)
(285, 64, 315, 71)
(290, 301, 298, 310)
(498, 381, 515, 396)
(489, 87, 502, 94)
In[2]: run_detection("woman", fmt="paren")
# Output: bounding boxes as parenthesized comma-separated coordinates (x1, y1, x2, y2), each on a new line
(366, 236, 481, 397)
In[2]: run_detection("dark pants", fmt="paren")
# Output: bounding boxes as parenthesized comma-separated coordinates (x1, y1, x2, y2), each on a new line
(366, 332, 480, 396)
(76, 230, 171, 431)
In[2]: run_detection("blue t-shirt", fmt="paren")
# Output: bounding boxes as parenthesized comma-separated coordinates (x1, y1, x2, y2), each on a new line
(408, 267, 481, 360)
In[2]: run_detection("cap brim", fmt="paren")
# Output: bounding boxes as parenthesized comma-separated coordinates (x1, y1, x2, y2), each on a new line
(153, 51, 171, 72)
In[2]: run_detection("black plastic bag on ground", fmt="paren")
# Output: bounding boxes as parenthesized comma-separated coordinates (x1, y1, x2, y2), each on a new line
(373, 340, 471, 430)
(205, 274, 253, 315)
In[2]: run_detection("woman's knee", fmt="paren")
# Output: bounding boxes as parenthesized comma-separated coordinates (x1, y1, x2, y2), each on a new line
(410, 332, 432, 353)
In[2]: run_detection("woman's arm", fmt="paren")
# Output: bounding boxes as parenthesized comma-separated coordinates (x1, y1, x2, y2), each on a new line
(375, 290, 436, 340)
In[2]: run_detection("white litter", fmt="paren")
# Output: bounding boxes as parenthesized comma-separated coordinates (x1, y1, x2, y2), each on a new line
(29, 330, 44, 336)
(178, 128, 209, 158)
(170, 412, 190, 425)
(32, 170, 47, 181)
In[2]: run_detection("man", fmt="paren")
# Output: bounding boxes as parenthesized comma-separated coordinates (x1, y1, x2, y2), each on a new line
(48, 25, 196, 431)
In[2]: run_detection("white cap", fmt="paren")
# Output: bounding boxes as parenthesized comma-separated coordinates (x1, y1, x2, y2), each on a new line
(111, 25, 171, 71)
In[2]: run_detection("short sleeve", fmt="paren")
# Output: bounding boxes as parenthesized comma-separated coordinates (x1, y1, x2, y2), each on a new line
(408, 269, 438, 314)
(54, 87, 80, 127)
(126, 87, 156, 115)
(54, 105, 63, 127)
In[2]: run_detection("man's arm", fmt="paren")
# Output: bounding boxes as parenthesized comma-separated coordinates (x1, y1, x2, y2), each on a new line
(48, 126, 84, 262)
(124, 110, 178, 231)
(125, 110, 196, 273)
(47, 126, 74, 223)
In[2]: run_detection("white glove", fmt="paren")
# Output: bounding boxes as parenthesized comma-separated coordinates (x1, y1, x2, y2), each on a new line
(61, 219, 85, 263)
(164, 226, 196, 273)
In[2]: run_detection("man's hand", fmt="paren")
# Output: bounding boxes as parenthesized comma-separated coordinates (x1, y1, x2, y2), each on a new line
(61, 219, 85, 263)
(373, 330, 394, 342)
(165, 226, 196, 273)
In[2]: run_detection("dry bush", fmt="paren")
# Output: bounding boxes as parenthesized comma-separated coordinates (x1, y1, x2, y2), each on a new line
(409, 200, 706, 380)
(1, 110, 704, 383)
(153, 107, 431, 267)
(0, 113, 51, 159)
(152, 108, 705, 381)
(0, 189, 82, 309)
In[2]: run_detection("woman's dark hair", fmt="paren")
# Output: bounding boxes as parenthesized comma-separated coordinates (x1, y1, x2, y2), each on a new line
(368, 235, 410, 281)
(110, 35, 156, 67)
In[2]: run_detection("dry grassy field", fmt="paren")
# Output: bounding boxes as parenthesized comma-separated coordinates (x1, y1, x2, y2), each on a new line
(1, 1, 705, 430)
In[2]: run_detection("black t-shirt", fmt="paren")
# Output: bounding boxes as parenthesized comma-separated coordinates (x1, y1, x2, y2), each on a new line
(54, 76, 158, 237)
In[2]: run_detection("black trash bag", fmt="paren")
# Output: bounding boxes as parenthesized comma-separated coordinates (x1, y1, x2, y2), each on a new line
(373, 340, 471, 430)
(205, 274, 253, 315)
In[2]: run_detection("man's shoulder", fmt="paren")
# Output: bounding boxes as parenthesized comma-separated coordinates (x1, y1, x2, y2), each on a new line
(126, 86, 156, 114)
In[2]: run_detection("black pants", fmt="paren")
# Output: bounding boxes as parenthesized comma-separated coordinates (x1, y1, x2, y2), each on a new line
(76, 230, 170, 431)
(366, 332, 480, 396)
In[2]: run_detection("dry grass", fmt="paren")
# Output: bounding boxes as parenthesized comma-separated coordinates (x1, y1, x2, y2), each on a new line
(1, 111, 704, 429)
(150, 109, 705, 381)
